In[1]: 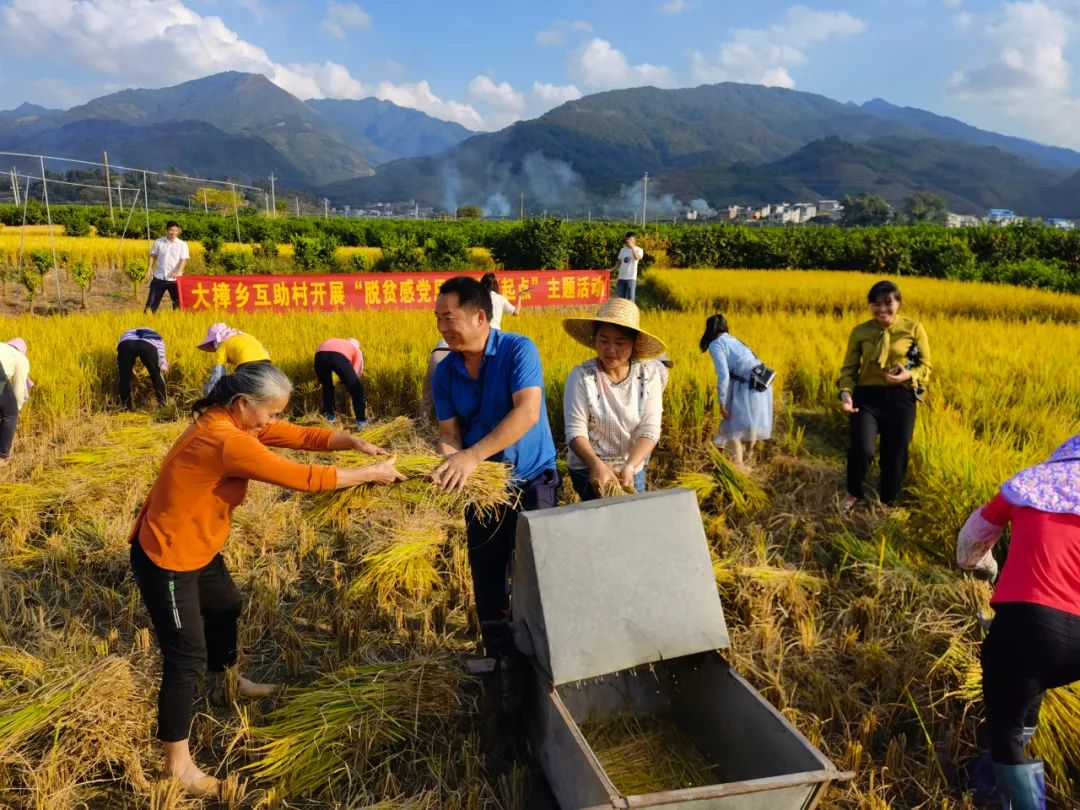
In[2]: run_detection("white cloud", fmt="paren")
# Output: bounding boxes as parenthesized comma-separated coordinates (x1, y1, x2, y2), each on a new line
(568, 38, 677, 90)
(943, 0, 964, 7)
(535, 18, 593, 47)
(948, 1, 1080, 148)
(0, 0, 491, 129)
(953, 10, 974, 30)
(949, 1, 1071, 97)
(689, 5, 866, 88)
(321, 2, 371, 40)
(376, 80, 485, 129)
(660, 0, 695, 13)
(469, 75, 526, 112)
(532, 81, 583, 107)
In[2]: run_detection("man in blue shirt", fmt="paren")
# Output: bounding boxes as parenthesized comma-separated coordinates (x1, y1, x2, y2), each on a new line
(432, 276, 559, 653)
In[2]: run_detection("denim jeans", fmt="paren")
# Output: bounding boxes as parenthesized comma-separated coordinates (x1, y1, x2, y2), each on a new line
(615, 278, 636, 301)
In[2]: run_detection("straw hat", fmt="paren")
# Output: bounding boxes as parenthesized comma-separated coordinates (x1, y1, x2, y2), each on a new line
(563, 299, 667, 359)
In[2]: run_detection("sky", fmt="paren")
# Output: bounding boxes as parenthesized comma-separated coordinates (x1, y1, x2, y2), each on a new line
(0, 0, 1078, 148)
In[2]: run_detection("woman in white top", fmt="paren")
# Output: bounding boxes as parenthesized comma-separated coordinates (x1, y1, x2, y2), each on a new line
(562, 299, 666, 500)
(481, 272, 525, 330)
(0, 337, 31, 464)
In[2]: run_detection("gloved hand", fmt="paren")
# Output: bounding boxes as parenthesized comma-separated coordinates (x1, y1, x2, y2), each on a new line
(972, 551, 999, 582)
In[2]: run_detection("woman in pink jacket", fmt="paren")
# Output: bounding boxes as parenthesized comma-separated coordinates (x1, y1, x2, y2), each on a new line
(313, 337, 366, 428)
(956, 435, 1080, 810)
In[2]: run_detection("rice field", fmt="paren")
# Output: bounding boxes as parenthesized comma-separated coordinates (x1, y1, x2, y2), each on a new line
(0, 268, 1078, 808)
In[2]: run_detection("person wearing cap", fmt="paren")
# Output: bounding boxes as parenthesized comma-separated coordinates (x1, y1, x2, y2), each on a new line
(700, 314, 773, 468)
(145, 220, 189, 313)
(562, 299, 666, 499)
(0, 338, 30, 463)
(431, 276, 559, 656)
(197, 323, 270, 396)
(118, 327, 169, 410)
(956, 435, 1080, 810)
(130, 361, 404, 798)
(313, 337, 366, 427)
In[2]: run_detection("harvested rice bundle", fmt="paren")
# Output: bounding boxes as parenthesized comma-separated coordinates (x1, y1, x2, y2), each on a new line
(348, 516, 448, 608)
(356, 416, 416, 449)
(581, 713, 716, 796)
(307, 453, 514, 527)
(0, 655, 153, 803)
(244, 655, 466, 797)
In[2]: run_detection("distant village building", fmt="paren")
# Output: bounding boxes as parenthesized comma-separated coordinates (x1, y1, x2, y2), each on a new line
(988, 208, 1017, 225)
(946, 212, 982, 228)
(817, 200, 841, 215)
(1047, 218, 1076, 231)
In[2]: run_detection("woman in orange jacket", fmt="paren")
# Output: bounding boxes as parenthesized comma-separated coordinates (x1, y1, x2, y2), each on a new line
(129, 362, 404, 797)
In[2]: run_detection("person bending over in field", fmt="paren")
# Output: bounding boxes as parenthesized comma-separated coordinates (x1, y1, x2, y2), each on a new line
(956, 435, 1080, 810)
(700, 314, 774, 468)
(0, 337, 30, 465)
(480, 272, 526, 330)
(197, 322, 270, 396)
(837, 280, 930, 511)
(313, 336, 367, 428)
(144, 220, 189, 314)
(117, 327, 169, 410)
(561, 298, 666, 500)
(128, 362, 404, 798)
(430, 276, 559, 657)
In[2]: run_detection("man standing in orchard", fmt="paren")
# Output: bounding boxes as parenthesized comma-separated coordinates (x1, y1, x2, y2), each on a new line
(612, 231, 644, 302)
(431, 276, 559, 657)
(145, 220, 189, 313)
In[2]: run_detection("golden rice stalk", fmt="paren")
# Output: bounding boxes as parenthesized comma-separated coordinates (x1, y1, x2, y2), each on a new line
(582, 713, 717, 795)
(306, 453, 513, 527)
(356, 416, 416, 449)
(349, 523, 447, 607)
(244, 655, 465, 797)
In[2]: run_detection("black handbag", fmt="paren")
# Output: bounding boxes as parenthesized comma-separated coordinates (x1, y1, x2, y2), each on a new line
(749, 363, 776, 392)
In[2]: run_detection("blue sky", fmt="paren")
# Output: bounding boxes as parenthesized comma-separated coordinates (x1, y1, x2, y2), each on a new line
(0, 0, 1078, 147)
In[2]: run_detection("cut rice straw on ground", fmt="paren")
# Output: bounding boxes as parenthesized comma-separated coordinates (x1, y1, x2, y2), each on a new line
(581, 713, 717, 795)
(244, 655, 466, 798)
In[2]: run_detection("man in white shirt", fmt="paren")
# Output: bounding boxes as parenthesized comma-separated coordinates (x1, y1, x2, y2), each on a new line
(612, 232, 644, 302)
(145, 220, 190, 313)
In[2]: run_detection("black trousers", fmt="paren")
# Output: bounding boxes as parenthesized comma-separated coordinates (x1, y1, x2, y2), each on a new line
(130, 541, 243, 742)
(465, 469, 560, 651)
(313, 350, 366, 421)
(144, 278, 179, 313)
(0, 364, 17, 460)
(846, 385, 917, 504)
(117, 339, 167, 409)
(982, 602, 1080, 764)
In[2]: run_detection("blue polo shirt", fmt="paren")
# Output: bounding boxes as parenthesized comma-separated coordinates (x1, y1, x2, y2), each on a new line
(433, 329, 557, 484)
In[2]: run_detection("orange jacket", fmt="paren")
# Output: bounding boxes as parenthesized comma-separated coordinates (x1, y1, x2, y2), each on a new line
(132, 407, 338, 571)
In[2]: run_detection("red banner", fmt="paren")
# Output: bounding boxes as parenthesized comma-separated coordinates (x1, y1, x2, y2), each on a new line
(177, 270, 610, 313)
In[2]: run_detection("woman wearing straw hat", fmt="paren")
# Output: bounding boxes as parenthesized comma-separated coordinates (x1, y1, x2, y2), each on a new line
(197, 322, 270, 396)
(957, 435, 1080, 810)
(700, 314, 773, 468)
(562, 299, 666, 499)
(0, 337, 31, 465)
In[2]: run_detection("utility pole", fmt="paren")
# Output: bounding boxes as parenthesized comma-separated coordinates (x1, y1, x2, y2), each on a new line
(295, 197, 300, 217)
(269, 172, 276, 218)
(520, 192, 524, 221)
(116, 181, 123, 213)
(10, 169, 19, 206)
(264, 192, 270, 217)
(641, 172, 649, 231)
(103, 151, 115, 224)
(323, 198, 329, 219)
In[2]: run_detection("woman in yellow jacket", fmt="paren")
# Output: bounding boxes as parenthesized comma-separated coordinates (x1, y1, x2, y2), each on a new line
(198, 322, 270, 395)
(837, 280, 930, 510)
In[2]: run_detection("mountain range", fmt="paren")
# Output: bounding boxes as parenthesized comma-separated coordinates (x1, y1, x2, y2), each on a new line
(0, 72, 473, 187)
(1, 72, 1077, 217)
